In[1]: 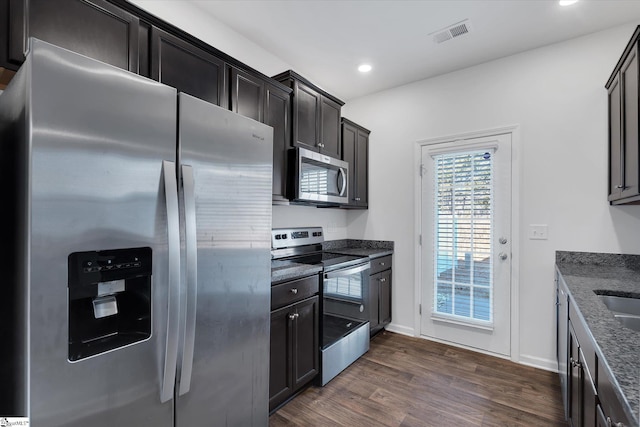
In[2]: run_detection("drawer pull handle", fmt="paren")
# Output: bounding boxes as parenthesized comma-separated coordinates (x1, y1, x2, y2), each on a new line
(380, 262, 385, 266)
(288, 313, 299, 321)
(290, 288, 298, 294)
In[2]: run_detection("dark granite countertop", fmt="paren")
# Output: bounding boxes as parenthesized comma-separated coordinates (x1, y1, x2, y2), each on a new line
(556, 251, 640, 426)
(271, 261, 322, 283)
(322, 239, 394, 259)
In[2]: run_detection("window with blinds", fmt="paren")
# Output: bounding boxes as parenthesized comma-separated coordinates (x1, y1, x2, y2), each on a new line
(432, 150, 493, 323)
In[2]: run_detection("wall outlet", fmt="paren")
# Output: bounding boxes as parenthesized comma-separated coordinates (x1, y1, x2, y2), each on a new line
(529, 224, 548, 240)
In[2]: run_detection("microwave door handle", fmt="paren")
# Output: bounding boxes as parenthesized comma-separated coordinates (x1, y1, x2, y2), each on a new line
(338, 167, 347, 197)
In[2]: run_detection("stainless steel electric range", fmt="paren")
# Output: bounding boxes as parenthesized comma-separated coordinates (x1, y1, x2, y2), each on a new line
(271, 227, 370, 385)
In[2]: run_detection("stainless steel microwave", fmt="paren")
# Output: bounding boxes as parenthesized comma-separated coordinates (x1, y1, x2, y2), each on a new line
(289, 147, 348, 205)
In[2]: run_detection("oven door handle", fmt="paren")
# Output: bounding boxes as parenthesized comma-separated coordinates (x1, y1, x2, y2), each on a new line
(324, 262, 370, 279)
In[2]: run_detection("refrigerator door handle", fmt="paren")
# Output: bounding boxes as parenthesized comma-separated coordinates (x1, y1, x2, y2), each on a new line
(178, 164, 197, 396)
(161, 160, 181, 403)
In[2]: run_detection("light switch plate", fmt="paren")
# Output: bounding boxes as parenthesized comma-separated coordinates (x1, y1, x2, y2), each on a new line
(529, 224, 548, 240)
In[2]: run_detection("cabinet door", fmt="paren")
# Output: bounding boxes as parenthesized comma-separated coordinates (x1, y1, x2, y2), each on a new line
(369, 272, 380, 332)
(355, 129, 369, 206)
(556, 281, 569, 419)
(320, 96, 341, 158)
(568, 324, 582, 427)
(581, 348, 597, 427)
(269, 305, 293, 411)
(342, 122, 357, 204)
(596, 405, 608, 427)
(230, 67, 263, 122)
(7, 0, 139, 72)
(620, 46, 639, 200)
(266, 83, 291, 202)
(608, 78, 623, 201)
(292, 296, 319, 391)
(151, 27, 226, 107)
(293, 81, 320, 151)
(608, 76, 622, 202)
(379, 269, 392, 326)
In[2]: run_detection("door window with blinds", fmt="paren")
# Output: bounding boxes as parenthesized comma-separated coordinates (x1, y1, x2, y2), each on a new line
(432, 149, 494, 325)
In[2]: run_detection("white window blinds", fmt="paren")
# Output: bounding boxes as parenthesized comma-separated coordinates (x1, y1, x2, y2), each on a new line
(432, 150, 494, 323)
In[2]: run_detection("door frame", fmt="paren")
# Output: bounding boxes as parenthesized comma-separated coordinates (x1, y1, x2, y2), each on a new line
(413, 125, 521, 362)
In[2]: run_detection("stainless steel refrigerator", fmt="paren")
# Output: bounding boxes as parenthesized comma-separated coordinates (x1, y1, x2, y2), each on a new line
(0, 39, 273, 426)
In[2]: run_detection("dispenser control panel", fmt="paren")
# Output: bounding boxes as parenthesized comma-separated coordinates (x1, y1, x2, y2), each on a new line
(67, 247, 152, 362)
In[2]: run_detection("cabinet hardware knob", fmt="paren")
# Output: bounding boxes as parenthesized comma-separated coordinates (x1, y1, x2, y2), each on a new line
(616, 185, 624, 189)
(380, 262, 385, 266)
(355, 197, 361, 201)
(380, 278, 386, 282)
(499, 252, 508, 261)
(290, 288, 298, 294)
(499, 237, 508, 244)
(288, 313, 299, 320)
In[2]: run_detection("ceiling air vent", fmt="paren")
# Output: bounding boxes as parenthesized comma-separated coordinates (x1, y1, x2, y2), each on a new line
(431, 20, 471, 44)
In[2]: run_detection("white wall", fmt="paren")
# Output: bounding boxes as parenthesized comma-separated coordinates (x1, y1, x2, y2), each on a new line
(127, 0, 350, 238)
(342, 23, 640, 369)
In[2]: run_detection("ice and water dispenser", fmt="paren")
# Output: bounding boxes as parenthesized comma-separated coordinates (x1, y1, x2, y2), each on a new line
(68, 247, 152, 361)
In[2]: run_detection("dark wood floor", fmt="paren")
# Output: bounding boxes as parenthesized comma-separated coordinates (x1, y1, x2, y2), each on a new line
(270, 331, 567, 427)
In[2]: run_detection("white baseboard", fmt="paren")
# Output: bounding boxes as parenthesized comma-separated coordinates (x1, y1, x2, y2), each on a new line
(384, 323, 415, 337)
(519, 354, 558, 372)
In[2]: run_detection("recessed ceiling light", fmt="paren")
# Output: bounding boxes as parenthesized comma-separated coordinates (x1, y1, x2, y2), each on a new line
(358, 64, 372, 73)
(559, 0, 578, 6)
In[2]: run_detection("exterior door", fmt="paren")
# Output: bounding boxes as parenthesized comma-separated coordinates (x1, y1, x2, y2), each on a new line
(420, 133, 512, 357)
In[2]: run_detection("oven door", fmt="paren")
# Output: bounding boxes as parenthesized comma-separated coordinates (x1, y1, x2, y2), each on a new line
(292, 147, 348, 204)
(321, 261, 371, 385)
(323, 262, 370, 321)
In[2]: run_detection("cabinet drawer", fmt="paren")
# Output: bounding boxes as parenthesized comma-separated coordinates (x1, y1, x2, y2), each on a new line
(370, 255, 392, 275)
(271, 274, 319, 310)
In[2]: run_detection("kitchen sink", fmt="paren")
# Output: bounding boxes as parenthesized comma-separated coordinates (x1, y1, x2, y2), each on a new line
(615, 315, 640, 331)
(597, 294, 640, 315)
(595, 293, 640, 332)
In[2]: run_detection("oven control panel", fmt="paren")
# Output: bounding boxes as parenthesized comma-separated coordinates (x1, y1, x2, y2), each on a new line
(271, 227, 324, 249)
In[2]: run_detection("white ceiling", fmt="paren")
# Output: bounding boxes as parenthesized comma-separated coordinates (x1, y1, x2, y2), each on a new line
(188, 0, 640, 102)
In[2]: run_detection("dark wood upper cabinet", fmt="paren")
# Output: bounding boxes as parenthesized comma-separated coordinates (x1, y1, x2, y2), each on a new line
(321, 96, 341, 158)
(230, 67, 264, 122)
(229, 66, 292, 203)
(265, 83, 291, 203)
(341, 118, 370, 209)
(4, 0, 139, 72)
(272, 70, 344, 159)
(606, 25, 640, 205)
(150, 26, 227, 107)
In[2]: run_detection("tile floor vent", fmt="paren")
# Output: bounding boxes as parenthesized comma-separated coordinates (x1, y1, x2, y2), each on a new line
(431, 20, 471, 44)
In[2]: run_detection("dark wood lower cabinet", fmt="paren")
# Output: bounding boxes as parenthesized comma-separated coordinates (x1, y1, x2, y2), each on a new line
(269, 275, 319, 412)
(557, 269, 635, 427)
(369, 255, 392, 337)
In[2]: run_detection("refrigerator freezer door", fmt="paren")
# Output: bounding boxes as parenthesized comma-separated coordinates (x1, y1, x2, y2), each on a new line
(18, 40, 177, 426)
(175, 93, 273, 426)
